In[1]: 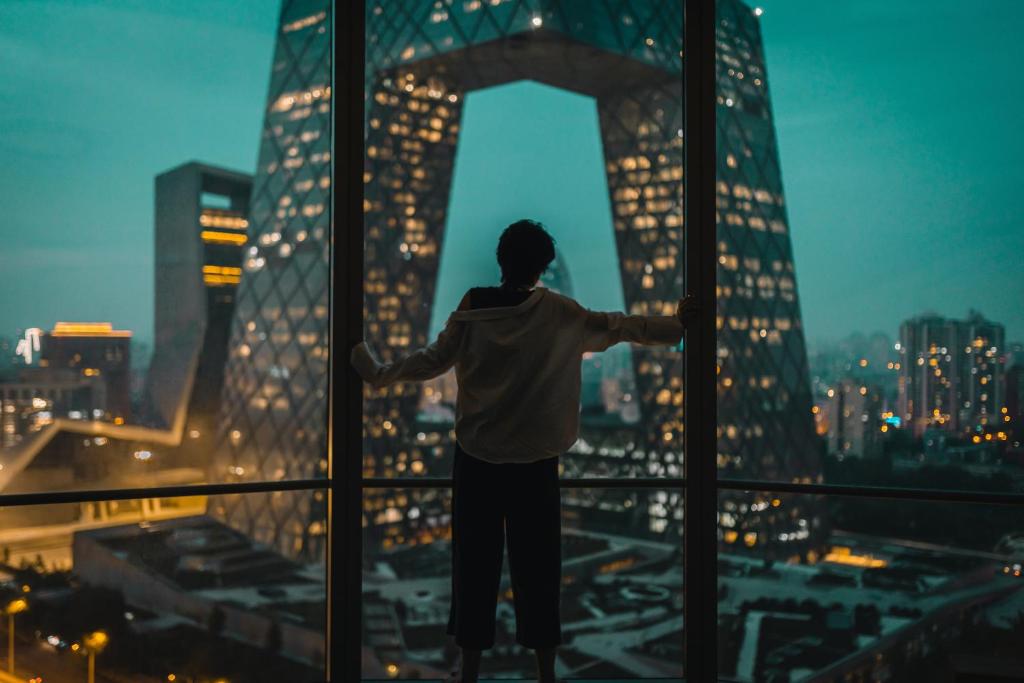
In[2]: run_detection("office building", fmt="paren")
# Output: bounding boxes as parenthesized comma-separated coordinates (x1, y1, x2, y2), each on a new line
(147, 162, 252, 466)
(39, 322, 132, 421)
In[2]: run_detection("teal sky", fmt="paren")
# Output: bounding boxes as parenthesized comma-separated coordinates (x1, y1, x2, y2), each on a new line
(763, 0, 1024, 344)
(428, 81, 625, 338)
(0, 0, 1021, 348)
(0, 0, 279, 347)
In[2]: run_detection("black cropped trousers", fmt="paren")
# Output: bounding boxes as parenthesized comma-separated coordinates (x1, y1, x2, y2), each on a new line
(446, 442, 563, 650)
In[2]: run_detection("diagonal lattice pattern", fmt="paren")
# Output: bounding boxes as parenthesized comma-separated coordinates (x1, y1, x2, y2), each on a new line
(213, 0, 332, 560)
(212, 0, 820, 562)
(714, 0, 822, 554)
(362, 0, 819, 555)
(361, 3, 688, 564)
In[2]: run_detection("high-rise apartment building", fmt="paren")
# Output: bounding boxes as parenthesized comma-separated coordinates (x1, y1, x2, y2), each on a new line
(147, 162, 252, 465)
(898, 312, 1007, 436)
(216, 0, 817, 558)
(823, 379, 883, 458)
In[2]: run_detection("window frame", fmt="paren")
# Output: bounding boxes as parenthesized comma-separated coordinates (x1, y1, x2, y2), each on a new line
(2, 3, 1022, 683)
(330, 1, 1024, 680)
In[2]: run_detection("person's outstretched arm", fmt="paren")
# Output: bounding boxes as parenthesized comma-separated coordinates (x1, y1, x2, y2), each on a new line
(582, 295, 697, 353)
(351, 293, 470, 387)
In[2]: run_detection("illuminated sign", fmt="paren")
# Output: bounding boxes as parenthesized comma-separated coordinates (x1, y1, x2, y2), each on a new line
(15, 327, 42, 364)
(51, 322, 131, 338)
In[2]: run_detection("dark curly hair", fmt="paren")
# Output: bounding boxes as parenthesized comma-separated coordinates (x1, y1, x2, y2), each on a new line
(496, 219, 556, 287)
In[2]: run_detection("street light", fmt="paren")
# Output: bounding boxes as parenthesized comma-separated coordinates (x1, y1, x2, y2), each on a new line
(83, 630, 108, 683)
(4, 598, 28, 675)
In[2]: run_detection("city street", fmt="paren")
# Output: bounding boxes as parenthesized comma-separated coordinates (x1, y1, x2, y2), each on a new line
(5, 629, 160, 683)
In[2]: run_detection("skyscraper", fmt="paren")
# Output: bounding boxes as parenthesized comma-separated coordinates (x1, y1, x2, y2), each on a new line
(714, 0, 820, 555)
(217, 0, 818, 557)
(539, 248, 574, 296)
(147, 162, 252, 463)
(358, 0, 689, 557)
(215, 0, 331, 558)
(362, 0, 817, 549)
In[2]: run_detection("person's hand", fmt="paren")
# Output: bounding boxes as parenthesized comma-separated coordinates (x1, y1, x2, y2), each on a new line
(350, 341, 383, 385)
(676, 295, 697, 326)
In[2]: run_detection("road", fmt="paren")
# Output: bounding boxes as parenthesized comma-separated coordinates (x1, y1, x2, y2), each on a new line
(7, 629, 161, 683)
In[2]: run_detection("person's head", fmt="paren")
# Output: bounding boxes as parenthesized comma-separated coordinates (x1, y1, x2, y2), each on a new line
(496, 219, 556, 288)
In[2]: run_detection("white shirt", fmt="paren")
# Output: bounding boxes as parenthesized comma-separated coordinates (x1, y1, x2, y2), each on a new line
(351, 287, 684, 464)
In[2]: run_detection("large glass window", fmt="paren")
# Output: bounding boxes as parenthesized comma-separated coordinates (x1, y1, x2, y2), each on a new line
(714, 0, 1024, 493)
(360, 1, 686, 678)
(362, 1, 685, 482)
(7, 0, 1021, 680)
(0, 492, 326, 682)
(0, 1, 331, 680)
(362, 488, 682, 679)
(0, 0, 332, 498)
(713, 0, 1024, 681)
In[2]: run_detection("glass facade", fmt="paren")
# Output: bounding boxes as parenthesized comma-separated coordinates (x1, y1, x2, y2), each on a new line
(215, 0, 332, 559)
(362, 0, 685, 483)
(714, 0, 820, 559)
(714, 0, 1024, 680)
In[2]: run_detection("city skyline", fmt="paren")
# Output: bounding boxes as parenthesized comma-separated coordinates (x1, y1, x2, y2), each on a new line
(1, 0, 1023, 346)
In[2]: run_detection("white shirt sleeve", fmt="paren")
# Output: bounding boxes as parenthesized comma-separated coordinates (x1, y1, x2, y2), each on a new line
(350, 317, 465, 387)
(582, 310, 684, 353)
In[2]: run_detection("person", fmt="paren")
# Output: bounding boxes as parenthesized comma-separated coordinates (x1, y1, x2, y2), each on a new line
(351, 219, 696, 682)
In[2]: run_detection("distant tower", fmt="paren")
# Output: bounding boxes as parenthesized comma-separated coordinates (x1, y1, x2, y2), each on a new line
(147, 162, 251, 463)
(540, 248, 574, 297)
(824, 379, 882, 458)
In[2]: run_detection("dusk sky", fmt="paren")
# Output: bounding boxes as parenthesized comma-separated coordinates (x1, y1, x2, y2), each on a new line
(1, 0, 1021, 351)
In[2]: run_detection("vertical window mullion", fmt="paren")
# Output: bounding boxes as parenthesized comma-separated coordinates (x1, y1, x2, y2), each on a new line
(330, 0, 365, 680)
(684, 0, 719, 679)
